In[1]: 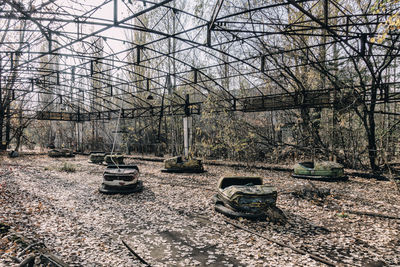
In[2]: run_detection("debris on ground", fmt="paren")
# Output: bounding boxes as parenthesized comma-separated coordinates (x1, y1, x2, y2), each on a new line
(0, 154, 398, 266)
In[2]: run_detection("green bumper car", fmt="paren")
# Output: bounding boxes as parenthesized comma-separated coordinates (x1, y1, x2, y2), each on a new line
(292, 161, 348, 181)
(89, 152, 105, 164)
(161, 156, 205, 173)
(48, 148, 75, 158)
(214, 176, 285, 221)
(104, 154, 124, 165)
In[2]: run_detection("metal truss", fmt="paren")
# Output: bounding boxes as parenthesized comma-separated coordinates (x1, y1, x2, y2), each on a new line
(0, 0, 399, 123)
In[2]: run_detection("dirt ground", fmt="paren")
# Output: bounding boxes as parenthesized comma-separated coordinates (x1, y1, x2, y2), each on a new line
(0, 154, 399, 266)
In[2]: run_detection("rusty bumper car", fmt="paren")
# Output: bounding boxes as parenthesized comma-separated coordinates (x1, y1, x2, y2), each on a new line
(99, 165, 143, 194)
(161, 156, 205, 173)
(48, 148, 75, 158)
(104, 154, 124, 166)
(292, 161, 348, 181)
(89, 152, 105, 164)
(214, 176, 285, 221)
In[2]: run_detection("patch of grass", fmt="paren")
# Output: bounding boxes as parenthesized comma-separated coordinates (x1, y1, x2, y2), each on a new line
(44, 165, 56, 171)
(336, 212, 349, 218)
(59, 162, 76, 173)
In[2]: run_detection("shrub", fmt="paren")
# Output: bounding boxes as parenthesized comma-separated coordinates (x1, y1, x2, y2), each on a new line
(59, 162, 76, 173)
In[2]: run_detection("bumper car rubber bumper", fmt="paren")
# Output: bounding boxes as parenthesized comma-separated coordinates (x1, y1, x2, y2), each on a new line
(99, 180, 143, 194)
(213, 195, 267, 219)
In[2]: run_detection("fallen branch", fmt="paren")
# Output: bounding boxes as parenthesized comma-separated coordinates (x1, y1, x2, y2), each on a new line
(341, 210, 400, 220)
(17, 242, 44, 258)
(6, 230, 69, 267)
(224, 220, 336, 267)
(18, 254, 35, 266)
(122, 240, 152, 267)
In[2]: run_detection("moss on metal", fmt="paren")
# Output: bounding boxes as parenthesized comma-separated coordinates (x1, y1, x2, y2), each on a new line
(89, 153, 105, 164)
(104, 154, 124, 165)
(293, 161, 347, 181)
(48, 149, 75, 158)
(162, 156, 204, 173)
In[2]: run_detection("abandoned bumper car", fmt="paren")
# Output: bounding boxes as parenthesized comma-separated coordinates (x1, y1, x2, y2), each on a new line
(161, 156, 205, 173)
(104, 154, 124, 165)
(214, 176, 285, 221)
(292, 161, 348, 181)
(48, 148, 75, 158)
(99, 165, 143, 194)
(89, 151, 106, 164)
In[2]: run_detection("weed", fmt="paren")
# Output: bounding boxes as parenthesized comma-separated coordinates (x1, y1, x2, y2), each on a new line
(59, 162, 76, 173)
(44, 165, 56, 171)
(336, 212, 349, 218)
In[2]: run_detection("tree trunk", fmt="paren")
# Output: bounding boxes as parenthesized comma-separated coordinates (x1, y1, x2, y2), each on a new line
(15, 131, 22, 151)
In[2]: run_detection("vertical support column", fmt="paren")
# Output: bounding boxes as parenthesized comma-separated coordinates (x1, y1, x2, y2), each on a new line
(193, 68, 197, 84)
(324, 0, 328, 26)
(183, 94, 192, 158)
(114, 0, 118, 25)
(48, 32, 52, 53)
(5, 101, 10, 148)
(71, 66, 75, 82)
(75, 122, 79, 152)
(325, 0, 338, 161)
(360, 33, 367, 57)
(0, 58, 3, 149)
(10, 52, 14, 70)
(183, 116, 192, 158)
(5, 53, 11, 148)
(260, 55, 266, 73)
(77, 122, 83, 153)
(136, 46, 141, 64)
(76, 18, 80, 39)
(207, 23, 212, 47)
(90, 60, 93, 76)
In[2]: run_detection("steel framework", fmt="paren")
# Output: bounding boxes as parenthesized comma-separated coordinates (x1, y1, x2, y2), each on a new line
(0, 0, 399, 123)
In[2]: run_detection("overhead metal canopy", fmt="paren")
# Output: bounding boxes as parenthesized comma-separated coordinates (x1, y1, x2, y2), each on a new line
(0, 0, 399, 121)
